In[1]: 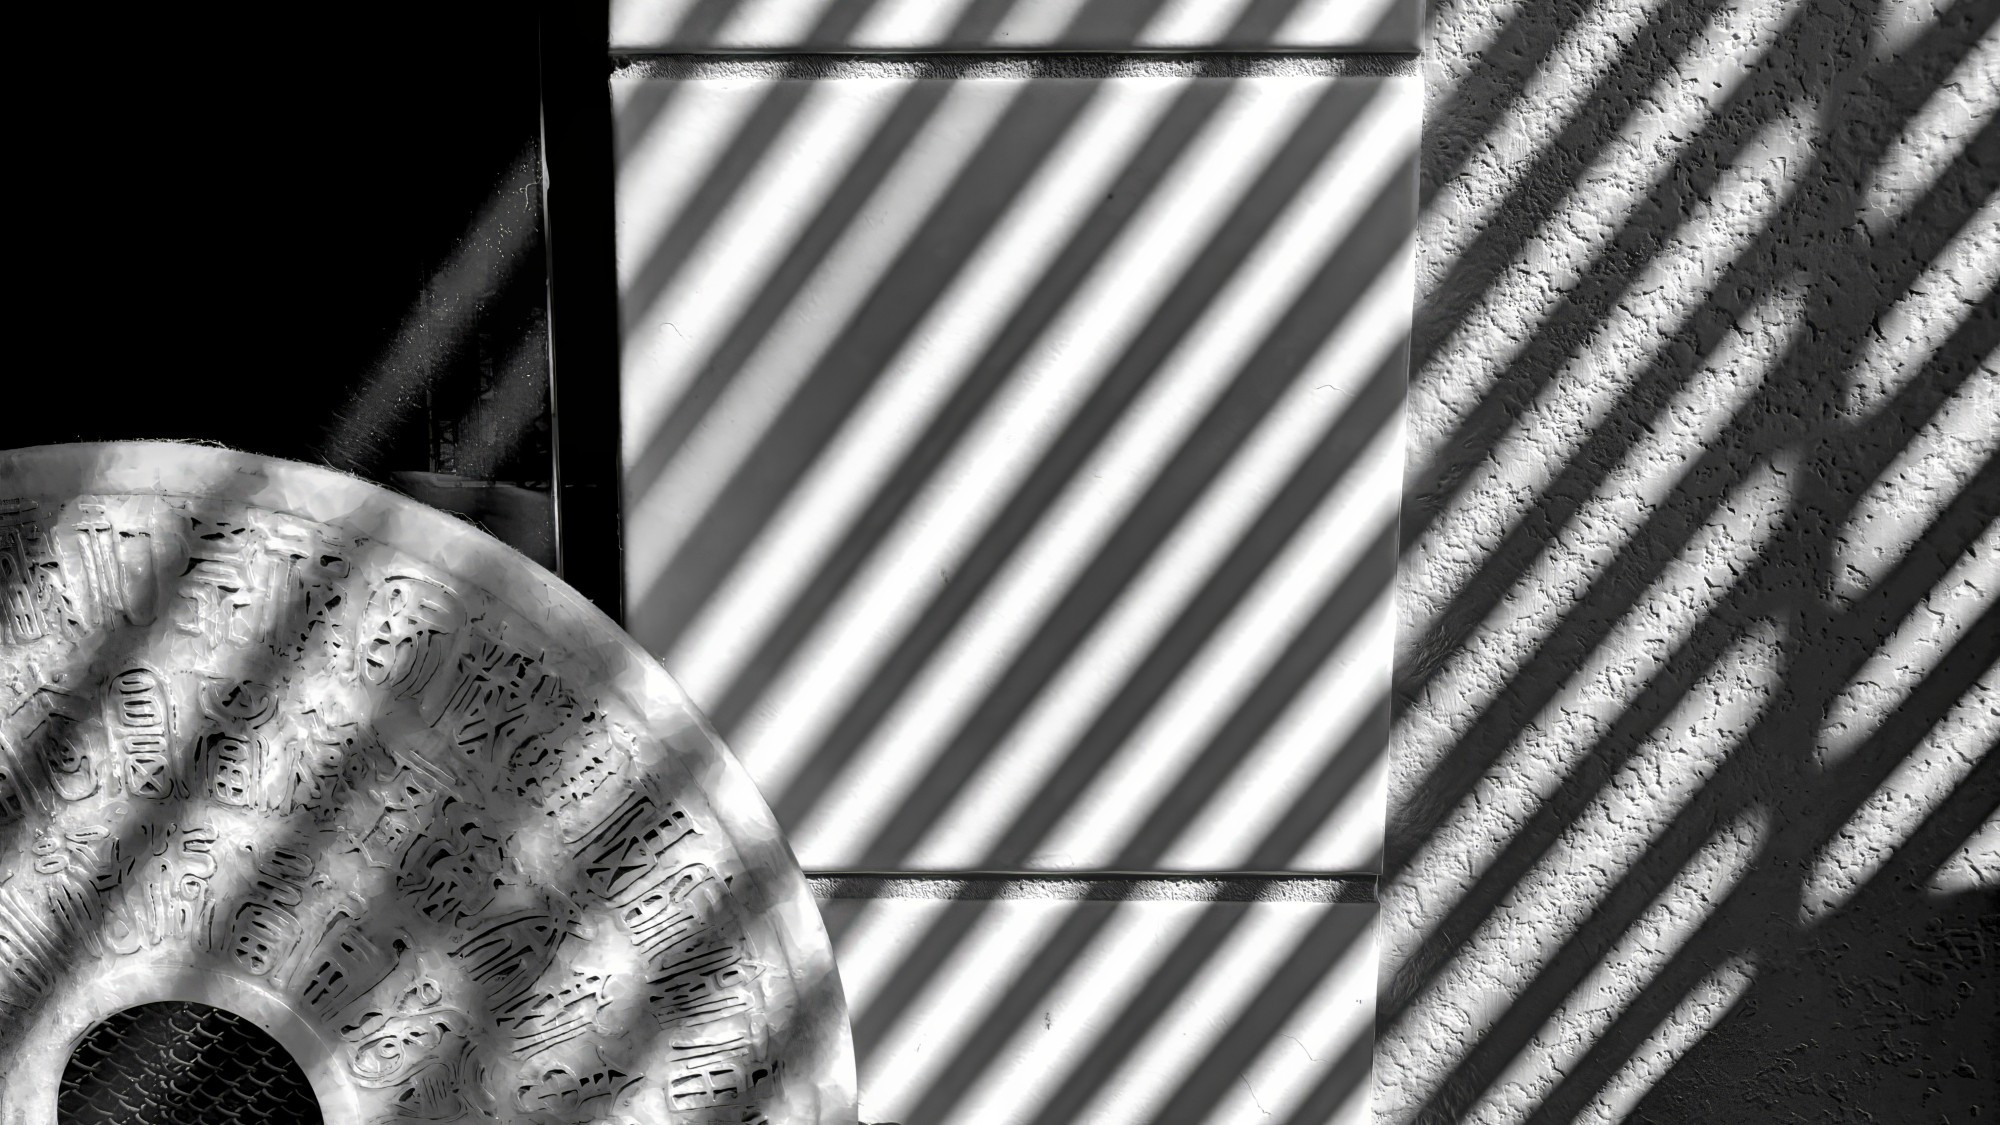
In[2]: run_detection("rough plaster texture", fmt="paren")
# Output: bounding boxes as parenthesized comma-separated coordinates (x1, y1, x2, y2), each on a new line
(1388, 0, 1997, 1122)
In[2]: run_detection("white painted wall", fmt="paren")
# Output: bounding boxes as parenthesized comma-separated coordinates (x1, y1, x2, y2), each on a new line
(610, 9, 1419, 1120)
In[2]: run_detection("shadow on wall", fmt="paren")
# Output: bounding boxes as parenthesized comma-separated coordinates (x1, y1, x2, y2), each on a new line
(4, 0, 1988, 1118)
(609, 0, 1997, 1121)
(1390, 0, 1998, 1120)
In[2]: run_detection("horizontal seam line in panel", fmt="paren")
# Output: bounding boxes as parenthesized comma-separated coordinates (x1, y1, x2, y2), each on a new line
(608, 52, 1422, 80)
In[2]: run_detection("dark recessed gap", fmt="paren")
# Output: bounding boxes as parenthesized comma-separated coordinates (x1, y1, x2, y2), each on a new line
(59, 1000, 322, 1125)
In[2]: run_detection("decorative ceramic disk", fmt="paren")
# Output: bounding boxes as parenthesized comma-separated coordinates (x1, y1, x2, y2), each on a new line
(0, 443, 854, 1125)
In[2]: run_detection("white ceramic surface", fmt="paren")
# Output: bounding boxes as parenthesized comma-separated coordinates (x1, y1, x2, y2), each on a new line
(0, 442, 855, 1125)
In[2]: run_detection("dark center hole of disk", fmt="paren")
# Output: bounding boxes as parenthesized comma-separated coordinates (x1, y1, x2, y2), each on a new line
(58, 1000, 322, 1125)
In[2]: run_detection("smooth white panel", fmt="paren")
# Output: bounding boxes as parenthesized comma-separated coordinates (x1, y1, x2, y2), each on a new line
(614, 71, 1416, 870)
(822, 895, 1377, 1125)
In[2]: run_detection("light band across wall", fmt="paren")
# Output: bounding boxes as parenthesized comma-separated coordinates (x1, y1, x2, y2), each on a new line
(0, 442, 855, 1125)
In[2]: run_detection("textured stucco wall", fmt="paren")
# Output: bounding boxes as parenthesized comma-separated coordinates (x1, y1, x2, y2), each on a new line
(1388, 0, 1997, 1122)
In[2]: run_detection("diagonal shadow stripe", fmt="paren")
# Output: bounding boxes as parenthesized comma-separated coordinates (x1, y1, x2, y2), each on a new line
(1403, 0, 1998, 556)
(625, 76, 1122, 649)
(854, 324, 1407, 866)
(839, 569, 1402, 1118)
(1393, 123, 2000, 860)
(1413, 0, 1722, 212)
(627, 0, 1332, 656)
(705, 71, 1386, 736)
(1274, 1028, 1377, 1125)
(1107, 902, 1372, 1125)
(1112, 522, 1394, 870)
(1414, 0, 1749, 363)
(614, 0, 1031, 512)
(1533, 627, 2000, 1123)
(611, 0, 954, 340)
(1385, 444, 1997, 1041)
(1401, 586, 1998, 1122)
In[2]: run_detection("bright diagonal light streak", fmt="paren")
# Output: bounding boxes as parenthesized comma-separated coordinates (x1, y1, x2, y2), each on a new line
(662, 74, 1206, 708)
(1805, 658, 1999, 923)
(1063, 902, 1364, 1125)
(606, 0, 690, 49)
(1469, 808, 1767, 1125)
(1414, 0, 1806, 473)
(617, 74, 893, 470)
(717, 0, 840, 43)
(866, 896, 1352, 1125)
(1580, 954, 1757, 1123)
(913, 899, 1330, 1125)
(614, 74, 772, 271)
(1403, 276, 1800, 780)
(623, 78, 1025, 600)
(1394, 456, 1790, 918)
(850, 0, 986, 44)
(1422, 0, 1674, 249)
(842, 88, 1414, 867)
(325, 148, 540, 456)
(1190, 915, 1379, 1125)
(1043, 415, 1402, 869)
(616, 72, 935, 481)
(1406, 110, 1809, 656)
(880, 234, 1415, 868)
(1290, 735, 1393, 871)
(1274, 0, 1411, 46)
(1834, 349, 1998, 605)
(1150, 562, 1396, 872)
(1821, 517, 2000, 767)
(1133, 0, 1259, 45)
(1844, 192, 2000, 417)
(1393, 618, 1784, 1111)
(1863, 21, 2000, 233)
(1427, 0, 1528, 68)
(1930, 808, 2000, 894)
(841, 897, 1074, 1121)
(737, 76, 1389, 810)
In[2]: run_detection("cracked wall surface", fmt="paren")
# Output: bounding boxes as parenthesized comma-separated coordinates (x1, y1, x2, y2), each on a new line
(1386, 0, 1997, 1121)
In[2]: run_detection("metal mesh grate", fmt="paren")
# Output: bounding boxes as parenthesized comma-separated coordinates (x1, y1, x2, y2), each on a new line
(58, 1001, 322, 1125)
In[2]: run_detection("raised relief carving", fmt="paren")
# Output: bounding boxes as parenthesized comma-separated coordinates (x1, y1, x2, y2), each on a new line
(3, 687, 97, 810)
(227, 839, 317, 980)
(0, 500, 52, 645)
(0, 733, 36, 825)
(198, 677, 281, 808)
(61, 502, 158, 631)
(396, 796, 506, 928)
(175, 518, 261, 647)
(361, 575, 465, 702)
(456, 906, 572, 1011)
(347, 979, 483, 1122)
(569, 789, 700, 905)
(514, 1050, 642, 1119)
(299, 910, 404, 1023)
(0, 452, 845, 1123)
(105, 666, 174, 800)
(494, 970, 617, 1060)
(666, 1017, 776, 1114)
